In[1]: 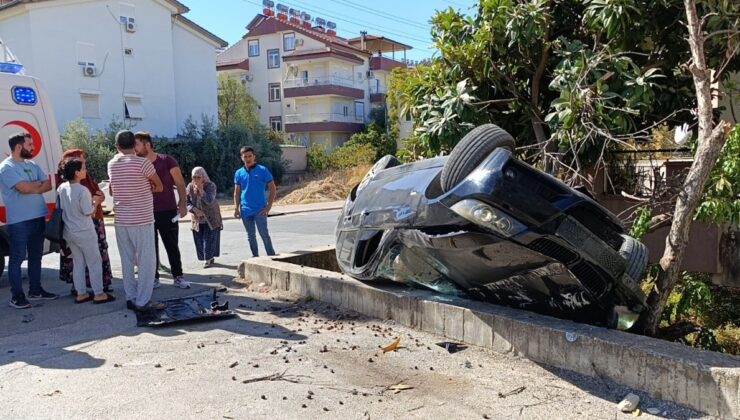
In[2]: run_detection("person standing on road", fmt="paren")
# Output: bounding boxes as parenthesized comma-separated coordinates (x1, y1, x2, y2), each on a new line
(134, 132, 190, 289)
(233, 146, 277, 257)
(186, 166, 222, 267)
(57, 157, 115, 304)
(0, 132, 58, 309)
(55, 149, 113, 295)
(108, 130, 163, 311)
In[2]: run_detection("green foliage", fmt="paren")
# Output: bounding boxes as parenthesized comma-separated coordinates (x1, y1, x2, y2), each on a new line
(345, 123, 396, 161)
(368, 107, 387, 131)
(61, 119, 117, 181)
(629, 206, 652, 241)
(218, 75, 260, 129)
(388, 0, 739, 166)
(330, 143, 376, 170)
(696, 125, 740, 224)
(60, 116, 284, 193)
(307, 144, 331, 172)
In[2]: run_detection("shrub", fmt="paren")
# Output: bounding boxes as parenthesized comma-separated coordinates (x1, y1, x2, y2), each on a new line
(346, 123, 396, 160)
(60, 119, 116, 181)
(330, 143, 376, 169)
(307, 144, 331, 172)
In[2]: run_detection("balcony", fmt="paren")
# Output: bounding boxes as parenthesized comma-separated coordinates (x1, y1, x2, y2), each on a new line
(369, 56, 407, 72)
(284, 112, 365, 133)
(284, 76, 365, 99)
(369, 85, 387, 103)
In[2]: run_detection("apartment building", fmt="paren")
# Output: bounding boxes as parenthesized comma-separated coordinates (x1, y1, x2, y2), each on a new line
(216, 4, 412, 148)
(0, 0, 227, 137)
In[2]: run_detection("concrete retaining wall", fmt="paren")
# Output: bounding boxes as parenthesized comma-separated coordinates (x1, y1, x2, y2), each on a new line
(238, 246, 740, 418)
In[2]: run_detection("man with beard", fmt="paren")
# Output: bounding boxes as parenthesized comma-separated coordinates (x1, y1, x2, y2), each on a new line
(0, 132, 58, 309)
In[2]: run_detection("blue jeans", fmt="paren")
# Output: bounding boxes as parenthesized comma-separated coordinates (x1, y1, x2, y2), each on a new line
(241, 214, 275, 257)
(7, 217, 45, 297)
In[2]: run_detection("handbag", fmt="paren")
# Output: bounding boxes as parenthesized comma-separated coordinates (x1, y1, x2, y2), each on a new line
(44, 195, 64, 243)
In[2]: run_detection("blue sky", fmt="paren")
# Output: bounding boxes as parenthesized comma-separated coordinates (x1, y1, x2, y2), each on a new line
(181, 0, 475, 61)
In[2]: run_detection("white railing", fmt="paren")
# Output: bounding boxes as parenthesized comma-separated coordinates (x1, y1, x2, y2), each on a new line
(369, 85, 386, 95)
(284, 75, 361, 89)
(285, 113, 365, 124)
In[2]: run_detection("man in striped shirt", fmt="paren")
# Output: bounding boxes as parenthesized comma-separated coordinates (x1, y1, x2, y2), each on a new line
(107, 130, 163, 311)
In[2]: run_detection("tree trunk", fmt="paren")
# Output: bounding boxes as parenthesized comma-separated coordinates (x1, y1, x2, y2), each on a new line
(636, 0, 731, 336)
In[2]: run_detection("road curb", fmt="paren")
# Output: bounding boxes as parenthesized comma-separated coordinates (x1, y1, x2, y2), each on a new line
(238, 246, 740, 418)
(103, 204, 343, 224)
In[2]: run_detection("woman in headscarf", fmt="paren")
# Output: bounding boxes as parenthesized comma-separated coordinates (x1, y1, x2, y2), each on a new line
(56, 149, 113, 294)
(186, 167, 222, 267)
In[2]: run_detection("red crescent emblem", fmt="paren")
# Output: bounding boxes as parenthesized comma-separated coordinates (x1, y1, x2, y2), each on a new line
(3, 120, 43, 158)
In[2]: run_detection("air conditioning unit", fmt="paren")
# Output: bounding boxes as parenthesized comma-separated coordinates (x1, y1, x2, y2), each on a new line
(125, 17, 136, 33)
(240, 74, 253, 82)
(295, 38, 304, 46)
(366, 71, 375, 79)
(83, 63, 97, 77)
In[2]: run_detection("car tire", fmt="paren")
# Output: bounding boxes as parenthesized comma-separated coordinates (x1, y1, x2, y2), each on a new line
(619, 235, 649, 282)
(440, 124, 515, 192)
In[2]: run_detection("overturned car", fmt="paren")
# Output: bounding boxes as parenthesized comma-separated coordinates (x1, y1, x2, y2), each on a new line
(335, 124, 648, 328)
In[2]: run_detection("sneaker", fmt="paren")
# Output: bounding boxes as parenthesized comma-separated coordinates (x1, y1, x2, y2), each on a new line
(203, 258, 214, 268)
(174, 277, 191, 289)
(28, 289, 59, 300)
(152, 278, 161, 289)
(9, 294, 31, 309)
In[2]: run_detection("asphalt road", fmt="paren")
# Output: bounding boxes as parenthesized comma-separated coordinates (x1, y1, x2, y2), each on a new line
(0, 210, 708, 419)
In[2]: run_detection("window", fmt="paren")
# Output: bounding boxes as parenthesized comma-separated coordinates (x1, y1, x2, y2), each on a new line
(248, 39, 259, 57)
(80, 93, 100, 119)
(342, 105, 349, 117)
(270, 116, 282, 132)
(300, 70, 308, 85)
(268, 83, 281, 102)
(267, 49, 280, 68)
(283, 32, 295, 51)
(124, 96, 144, 119)
(354, 101, 365, 121)
(405, 113, 412, 122)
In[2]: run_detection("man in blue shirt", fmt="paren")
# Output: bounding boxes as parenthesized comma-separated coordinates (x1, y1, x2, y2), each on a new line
(233, 146, 276, 257)
(0, 133, 59, 309)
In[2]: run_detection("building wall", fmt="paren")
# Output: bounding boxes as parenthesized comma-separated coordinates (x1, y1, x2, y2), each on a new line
(0, 0, 220, 137)
(172, 21, 219, 130)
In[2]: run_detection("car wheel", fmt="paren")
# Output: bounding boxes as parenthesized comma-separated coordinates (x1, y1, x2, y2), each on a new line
(440, 124, 515, 192)
(619, 234, 649, 282)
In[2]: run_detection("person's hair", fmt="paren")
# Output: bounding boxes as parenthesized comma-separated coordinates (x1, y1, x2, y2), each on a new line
(191, 166, 211, 184)
(134, 131, 153, 145)
(62, 148, 87, 159)
(240, 146, 255, 155)
(8, 132, 30, 151)
(61, 157, 84, 181)
(115, 130, 136, 149)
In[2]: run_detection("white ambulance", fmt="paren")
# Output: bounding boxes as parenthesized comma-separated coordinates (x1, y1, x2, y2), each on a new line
(0, 61, 63, 278)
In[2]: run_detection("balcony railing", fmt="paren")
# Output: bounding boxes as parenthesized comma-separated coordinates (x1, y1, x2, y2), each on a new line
(369, 85, 387, 95)
(284, 76, 361, 89)
(285, 113, 365, 124)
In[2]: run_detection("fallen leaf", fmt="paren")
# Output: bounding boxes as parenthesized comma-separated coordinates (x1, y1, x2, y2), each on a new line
(382, 337, 401, 353)
(632, 408, 641, 417)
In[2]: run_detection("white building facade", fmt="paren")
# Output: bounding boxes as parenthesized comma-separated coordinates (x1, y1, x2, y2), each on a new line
(217, 10, 413, 148)
(0, 0, 227, 137)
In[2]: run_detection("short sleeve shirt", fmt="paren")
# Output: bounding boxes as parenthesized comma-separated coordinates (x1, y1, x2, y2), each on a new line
(57, 182, 95, 232)
(152, 154, 179, 212)
(234, 164, 273, 217)
(0, 157, 49, 225)
(107, 154, 156, 226)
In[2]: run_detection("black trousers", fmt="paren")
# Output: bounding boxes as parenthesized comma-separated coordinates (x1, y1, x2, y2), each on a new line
(154, 210, 183, 278)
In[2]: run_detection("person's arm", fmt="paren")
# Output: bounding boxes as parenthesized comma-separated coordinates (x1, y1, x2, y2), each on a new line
(169, 160, 188, 218)
(233, 184, 241, 218)
(13, 180, 48, 194)
(81, 188, 95, 217)
(34, 165, 52, 193)
(149, 173, 163, 193)
(202, 182, 217, 204)
(261, 180, 276, 216)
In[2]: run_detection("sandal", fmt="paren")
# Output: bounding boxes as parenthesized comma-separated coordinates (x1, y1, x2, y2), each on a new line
(75, 292, 93, 304)
(93, 293, 116, 304)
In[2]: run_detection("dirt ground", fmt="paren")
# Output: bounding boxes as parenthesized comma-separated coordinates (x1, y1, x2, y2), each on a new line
(275, 165, 371, 205)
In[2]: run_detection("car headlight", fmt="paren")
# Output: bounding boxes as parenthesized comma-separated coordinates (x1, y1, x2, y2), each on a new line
(451, 199, 526, 237)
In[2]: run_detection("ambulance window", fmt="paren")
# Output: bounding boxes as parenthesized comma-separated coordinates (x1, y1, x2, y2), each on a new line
(81, 94, 100, 119)
(124, 96, 144, 119)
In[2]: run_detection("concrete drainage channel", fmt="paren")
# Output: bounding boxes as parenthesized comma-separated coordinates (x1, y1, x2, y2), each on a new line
(238, 246, 740, 418)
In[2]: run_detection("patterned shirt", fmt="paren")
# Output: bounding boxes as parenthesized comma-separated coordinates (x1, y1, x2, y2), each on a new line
(107, 154, 156, 226)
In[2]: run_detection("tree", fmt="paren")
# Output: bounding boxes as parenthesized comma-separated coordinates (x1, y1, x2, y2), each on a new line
(390, 0, 738, 178)
(636, 0, 736, 336)
(217, 75, 260, 129)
